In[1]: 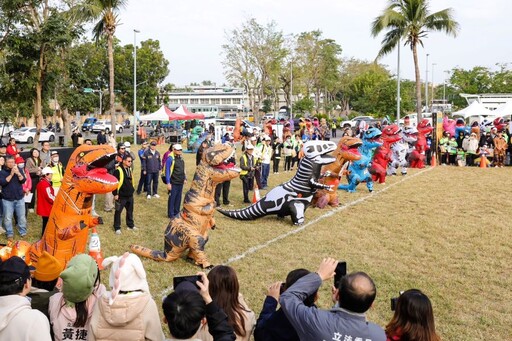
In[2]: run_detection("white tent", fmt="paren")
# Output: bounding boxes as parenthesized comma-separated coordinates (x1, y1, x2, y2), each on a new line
(491, 101, 512, 117)
(138, 105, 179, 121)
(452, 101, 493, 119)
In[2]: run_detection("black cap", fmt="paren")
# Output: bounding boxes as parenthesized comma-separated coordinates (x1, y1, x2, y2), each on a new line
(0, 256, 31, 283)
(117, 142, 125, 150)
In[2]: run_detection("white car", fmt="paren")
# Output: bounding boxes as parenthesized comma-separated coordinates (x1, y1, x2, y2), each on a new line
(91, 120, 124, 133)
(11, 127, 55, 144)
(0, 123, 15, 137)
(340, 115, 375, 128)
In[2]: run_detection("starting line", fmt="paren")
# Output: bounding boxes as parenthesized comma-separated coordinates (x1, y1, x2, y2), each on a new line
(158, 167, 432, 298)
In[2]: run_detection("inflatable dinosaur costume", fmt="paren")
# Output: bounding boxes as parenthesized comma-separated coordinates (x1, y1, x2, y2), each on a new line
(339, 127, 382, 193)
(218, 140, 337, 225)
(370, 124, 402, 184)
(409, 119, 434, 168)
(130, 144, 240, 269)
(30, 145, 118, 266)
(312, 136, 362, 208)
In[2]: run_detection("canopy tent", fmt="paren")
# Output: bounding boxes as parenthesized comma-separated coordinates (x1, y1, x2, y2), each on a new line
(491, 101, 512, 117)
(174, 105, 205, 120)
(452, 101, 492, 119)
(138, 105, 182, 121)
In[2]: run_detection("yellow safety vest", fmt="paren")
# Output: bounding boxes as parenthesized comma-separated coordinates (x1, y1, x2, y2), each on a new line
(116, 166, 134, 190)
(240, 154, 250, 176)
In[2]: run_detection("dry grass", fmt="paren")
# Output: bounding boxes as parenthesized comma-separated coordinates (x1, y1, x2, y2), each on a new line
(15, 145, 512, 340)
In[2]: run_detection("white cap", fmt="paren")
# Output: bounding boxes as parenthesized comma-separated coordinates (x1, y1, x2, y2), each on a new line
(124, 141, 131, 147)
(41, 167, 54, 175)
(246, 144, 254, 150)
(250, 136, 257, 141)
(173, 144, 183, 150)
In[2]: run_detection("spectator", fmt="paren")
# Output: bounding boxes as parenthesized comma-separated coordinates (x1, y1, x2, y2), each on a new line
(112, 155, 137, 234)
(162, 272, 235, 341)
(49, 254, 106, 341)
(254, 269, 317, 341)
(272, 138, 283, 174)
(439, 131, 450, 165)
(84, 139, 93, 146)
(280, 258, 386, 341)
(0, 256, 52, 341)
(123, 141, 136, 170)
(6, 137, 19, 158)
(71, 126, 83, 147)
(162, 144, 174, 169)
(142, 141, 162, 199)
(239, 144, 255, 203)
(215, 144, 235, 207)
(36, 167, 55, 235)
(40, 141, 52, 168)
(28, 251, 64, 321)
(88, 252, 164, 341)
(283, 136, 293, 172)
(385, 289, 441, 341)
(49, 151, 64, 195)
(0, 156, 5, 234)
(103, 143, 127, 213)
(197, 265, 256, 341)
(136, 141, 149, 195)
(26, 148, 42, 213)
(165, 144, 187, 218)
(97, 129, 107, 145)
(0, 156, 27, 241)
(331, 121, 338, 138)
(259, 136, 272, 189)
(463, 133, 479, 166)
(16, 156, 32, 218)
(107, 131, 116, 149)
(493, 130, 507, 167)
(0, 142, 6, 157)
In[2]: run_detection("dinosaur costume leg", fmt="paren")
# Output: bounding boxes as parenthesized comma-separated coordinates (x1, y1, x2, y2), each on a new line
(289, 201, 306, 225)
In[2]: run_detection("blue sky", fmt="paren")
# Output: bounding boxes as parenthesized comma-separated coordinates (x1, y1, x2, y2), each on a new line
(114, 0, 512, 87)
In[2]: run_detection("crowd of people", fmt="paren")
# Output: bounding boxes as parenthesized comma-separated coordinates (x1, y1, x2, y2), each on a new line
(0, 253, 441, 341)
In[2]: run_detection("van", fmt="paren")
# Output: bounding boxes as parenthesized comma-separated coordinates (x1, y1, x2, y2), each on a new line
(82, 117, 97, 132)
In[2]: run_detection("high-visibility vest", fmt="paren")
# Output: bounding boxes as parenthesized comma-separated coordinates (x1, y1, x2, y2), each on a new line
(240, 154, 250, 176)
(116, 166, 134, 190)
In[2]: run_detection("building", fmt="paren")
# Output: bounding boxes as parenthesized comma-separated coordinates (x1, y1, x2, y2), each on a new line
(166, 86, 246, 113)
(460, 93, 512, 110)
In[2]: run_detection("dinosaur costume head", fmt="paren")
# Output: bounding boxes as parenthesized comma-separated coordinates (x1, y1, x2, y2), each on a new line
(381, 124, 402, 145)
(30, 145, 117, 266)
(361, 127, 383, 149)
(417, 119, 434, 136)
(303, 140, 337, 165)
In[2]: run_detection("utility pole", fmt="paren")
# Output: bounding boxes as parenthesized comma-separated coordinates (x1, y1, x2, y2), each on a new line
(290, 60, 293, 120)
(133, 29, 140, 144)
(425, 53, 429, 114)
(396, 41, 401, 122)
(431, 63, 436, 112)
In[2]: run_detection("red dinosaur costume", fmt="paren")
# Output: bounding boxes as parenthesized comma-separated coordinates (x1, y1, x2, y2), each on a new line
(370, 124, 401, 184)
(409, 119, 434, 169)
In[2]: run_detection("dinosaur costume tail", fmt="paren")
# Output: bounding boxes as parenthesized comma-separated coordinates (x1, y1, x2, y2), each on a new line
(217, 201, 267, 220)
(130, 245, 175, 262)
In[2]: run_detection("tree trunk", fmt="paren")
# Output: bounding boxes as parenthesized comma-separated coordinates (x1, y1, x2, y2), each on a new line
(412, 44, 422, 121)
(62, 108, 70, 146)
(108, 34, 116, 138)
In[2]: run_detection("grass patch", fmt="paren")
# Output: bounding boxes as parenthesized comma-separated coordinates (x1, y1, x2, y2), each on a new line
(15, 145, 512, 340)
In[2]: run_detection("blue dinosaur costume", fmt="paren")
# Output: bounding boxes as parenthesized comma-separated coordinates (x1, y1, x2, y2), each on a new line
(218, 140, 337, 225)
(338, 127, 382, 193)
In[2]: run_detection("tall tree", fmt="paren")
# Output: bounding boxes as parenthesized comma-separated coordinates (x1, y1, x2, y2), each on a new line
(90, 0, 127, 137)
(371, 0, 459, 119)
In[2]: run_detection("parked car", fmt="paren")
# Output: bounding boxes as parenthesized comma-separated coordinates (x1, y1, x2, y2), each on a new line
(91, 120, 124, 133)
(340, 115, 375, 128)
(82, 117, 97, 132)
(0, 123, 15, 137)
(11, 127, 55, 144)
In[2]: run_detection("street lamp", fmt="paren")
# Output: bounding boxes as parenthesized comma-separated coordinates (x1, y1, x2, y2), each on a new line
(444, 70, 450, 103)
(396, 40, 401, 122)
(431, 63, 436, 112)
(133, 29, 140, 144)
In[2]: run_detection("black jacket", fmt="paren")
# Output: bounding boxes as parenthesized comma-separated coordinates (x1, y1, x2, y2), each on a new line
(113, 166, 135, 197)
(0, 167, 26, 201)
(205, 302, 236, 341)
(254, 296, 299, 341)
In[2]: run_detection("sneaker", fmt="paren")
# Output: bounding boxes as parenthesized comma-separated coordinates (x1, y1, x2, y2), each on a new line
(153, 194, 160, 198)
(115, 230, 121, 235)
(147, 195, 151, 199)
(91, 211, 99, 217)
(0, 226, 5, 234)
(128, 226, 138, 231)
(20, 233, 26, 238)
(29, 208, 34, 213)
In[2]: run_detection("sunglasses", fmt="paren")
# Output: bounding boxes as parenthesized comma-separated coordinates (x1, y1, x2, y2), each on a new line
(125, 160, 132, 163)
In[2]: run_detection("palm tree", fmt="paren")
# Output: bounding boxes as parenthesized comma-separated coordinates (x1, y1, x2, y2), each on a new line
(90, 0, 127, 137)
(371, 0, 459, 120)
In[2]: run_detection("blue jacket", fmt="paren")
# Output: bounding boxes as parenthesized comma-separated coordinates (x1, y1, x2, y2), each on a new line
(254, 296, 299, 341)
(0, 167, 26, 201)
(280, 273, 386, 341)
(141, 149, 161, 173)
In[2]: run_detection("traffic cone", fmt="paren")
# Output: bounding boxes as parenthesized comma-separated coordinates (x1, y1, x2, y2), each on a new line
(430, 152, 437, 167)
(479, 154, 487, 168)
(252, 183, 261, 204)
(88, 227, 104, 270)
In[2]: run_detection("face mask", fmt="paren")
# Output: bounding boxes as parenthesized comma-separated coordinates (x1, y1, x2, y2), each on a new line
(18, 164, 25, 168)
(52, 157, 59, 163)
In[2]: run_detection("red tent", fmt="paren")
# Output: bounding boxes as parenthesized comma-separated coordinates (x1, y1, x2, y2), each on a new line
(175, 105, 205, 120)
(138, 105, 182, 121)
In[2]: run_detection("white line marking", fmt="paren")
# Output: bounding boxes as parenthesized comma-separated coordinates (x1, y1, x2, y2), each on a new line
(223, 167, 432, 265)
(158, 167, 432, 298)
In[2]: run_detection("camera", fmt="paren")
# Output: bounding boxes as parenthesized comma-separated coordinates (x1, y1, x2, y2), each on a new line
(390, 291, 405, 311)
(333, 261, 347, 288)
(173, 275, 202, 290)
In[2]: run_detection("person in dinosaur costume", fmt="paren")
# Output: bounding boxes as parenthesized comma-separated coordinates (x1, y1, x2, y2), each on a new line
(370, 124, 401, 184)
(389, 126, 417, 176)
(29, 145, 118, 267)
(338, 127, 382, 193)
(409, 119, 434, 168)
(218, 140, 337, 225)
(130, 144, 240, 269)
(443, 114, 456, 137)
(312, 136, 362, 208)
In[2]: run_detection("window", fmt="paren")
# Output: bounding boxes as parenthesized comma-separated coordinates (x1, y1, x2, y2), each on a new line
(222, 98, 231, 105)
(201, 98, 209, 104)
(212, 98, 220, 104)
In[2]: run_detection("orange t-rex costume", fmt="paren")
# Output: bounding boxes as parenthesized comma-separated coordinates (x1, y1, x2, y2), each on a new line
(130, 144, 240, 269)
(312, 136, 362, 208)
(29, 145, 118, 266)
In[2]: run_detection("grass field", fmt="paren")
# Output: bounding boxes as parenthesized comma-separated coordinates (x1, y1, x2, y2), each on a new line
(13, 145, 512, 340)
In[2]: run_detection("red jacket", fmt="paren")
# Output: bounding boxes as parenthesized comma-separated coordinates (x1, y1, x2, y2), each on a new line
(36, 178, 55, 217)
(6, 144, 18, 156)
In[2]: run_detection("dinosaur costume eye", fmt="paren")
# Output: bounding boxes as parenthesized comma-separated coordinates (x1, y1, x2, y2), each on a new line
(79, 152, 85, 157)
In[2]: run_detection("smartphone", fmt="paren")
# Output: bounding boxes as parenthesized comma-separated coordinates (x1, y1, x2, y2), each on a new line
(333, 261, 347, 288)
(173, 275, 201, 290)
